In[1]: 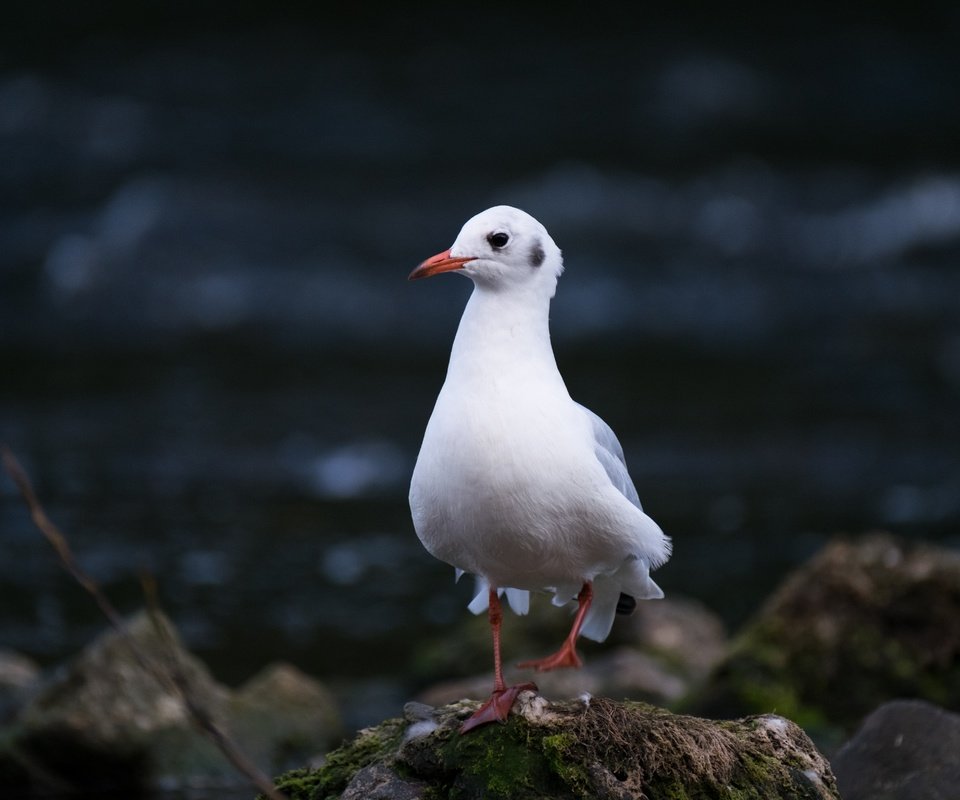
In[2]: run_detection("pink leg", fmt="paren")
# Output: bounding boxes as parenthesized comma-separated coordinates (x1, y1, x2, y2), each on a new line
(517, 582, 592, 672)
(459, 587, 537, 734)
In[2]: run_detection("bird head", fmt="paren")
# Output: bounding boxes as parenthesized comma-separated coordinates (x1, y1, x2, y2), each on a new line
(409, 206, 563, 296)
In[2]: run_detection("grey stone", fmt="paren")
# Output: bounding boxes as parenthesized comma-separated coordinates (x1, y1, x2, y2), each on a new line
(833, 699, 960, 800)
(341, 762, 428, 800)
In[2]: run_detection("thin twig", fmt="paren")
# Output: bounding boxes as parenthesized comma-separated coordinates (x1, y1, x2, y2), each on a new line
(141, 572, 289, 799)
(2, 445, 287, 800)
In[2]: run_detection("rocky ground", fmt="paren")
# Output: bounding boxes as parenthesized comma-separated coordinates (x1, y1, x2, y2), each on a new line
(279, 695, 838, 800)
(2, 530, 958, 798)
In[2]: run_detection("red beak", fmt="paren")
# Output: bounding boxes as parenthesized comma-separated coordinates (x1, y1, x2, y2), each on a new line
(408, 248, 475, 281)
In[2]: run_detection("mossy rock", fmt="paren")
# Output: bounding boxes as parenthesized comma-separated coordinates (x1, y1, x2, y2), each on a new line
(689, 532, 960, 750)
(5, 611, 342, 795)
(269, 693, 838, 800)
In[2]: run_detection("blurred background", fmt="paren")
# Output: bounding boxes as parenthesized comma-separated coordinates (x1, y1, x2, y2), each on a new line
(2, 2, 959, 733)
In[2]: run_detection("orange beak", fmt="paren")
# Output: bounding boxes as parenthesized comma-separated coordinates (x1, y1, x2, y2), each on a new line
(408, 248, 476, 281)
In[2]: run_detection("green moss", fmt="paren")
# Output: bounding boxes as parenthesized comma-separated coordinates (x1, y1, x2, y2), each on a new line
(266, 767, 316, 800)
(640, 749, 824, 800)
(434, 719, 565, 800)
(694, 534, 960, 746)
(540, 732, 590, 796)
(736, 752, 780, 793)
(270, 717, 406, 800)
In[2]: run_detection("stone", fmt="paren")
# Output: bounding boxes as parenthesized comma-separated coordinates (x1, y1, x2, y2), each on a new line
(229, 661, 342, 775)
(832, 699, 960, 800)
(690, 532, 960, 751)
(341, 762, 428, 800)
(270, 694, 839, 800)
(3, 609, 341, 794)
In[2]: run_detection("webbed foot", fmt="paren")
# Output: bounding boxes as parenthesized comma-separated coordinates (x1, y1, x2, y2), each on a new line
(459, 682, 538, 734)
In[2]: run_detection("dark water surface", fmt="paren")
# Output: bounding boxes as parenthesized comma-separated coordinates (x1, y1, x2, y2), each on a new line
(2, 6, 960, 735)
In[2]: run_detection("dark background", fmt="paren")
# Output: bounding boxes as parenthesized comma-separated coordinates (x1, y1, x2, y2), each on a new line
(2, 2, 959, 731)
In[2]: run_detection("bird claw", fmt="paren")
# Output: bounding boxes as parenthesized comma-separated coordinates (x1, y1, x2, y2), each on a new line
(459, 682, 538, 734)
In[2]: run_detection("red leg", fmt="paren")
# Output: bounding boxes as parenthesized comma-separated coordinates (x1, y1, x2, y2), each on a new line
(489, 586, 507, 692)
(460, 587, 537, 734)
(517, 582, 592, 672)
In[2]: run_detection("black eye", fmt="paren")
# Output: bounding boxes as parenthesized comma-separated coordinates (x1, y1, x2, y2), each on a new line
(487, 231, 510, 249)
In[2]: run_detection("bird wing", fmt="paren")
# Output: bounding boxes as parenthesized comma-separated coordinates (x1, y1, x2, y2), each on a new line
(576, 402, 643, 510)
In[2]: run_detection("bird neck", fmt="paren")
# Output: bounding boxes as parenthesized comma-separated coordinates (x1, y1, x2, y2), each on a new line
(448, 284, 559, 379)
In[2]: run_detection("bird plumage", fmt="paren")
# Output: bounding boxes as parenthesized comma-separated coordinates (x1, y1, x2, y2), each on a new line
(409, 206, 670, 645)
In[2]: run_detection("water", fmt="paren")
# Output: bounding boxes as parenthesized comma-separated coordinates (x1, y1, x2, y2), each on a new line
(2, 7, 960, 739)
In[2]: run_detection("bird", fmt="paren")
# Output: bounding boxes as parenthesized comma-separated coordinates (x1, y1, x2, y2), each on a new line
(408, 206, 670, 733)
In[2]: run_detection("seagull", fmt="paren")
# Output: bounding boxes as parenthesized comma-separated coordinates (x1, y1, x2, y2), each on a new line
(408, 206, 671, 733)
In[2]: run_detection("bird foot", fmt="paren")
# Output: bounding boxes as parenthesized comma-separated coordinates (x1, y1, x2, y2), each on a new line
(517, 643, 582, 672)
(459, 682, 538, 734)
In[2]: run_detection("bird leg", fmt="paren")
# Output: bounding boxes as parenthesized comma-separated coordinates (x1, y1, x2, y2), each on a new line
(459, 587, 537, 734)
(517, 581, 593, 672)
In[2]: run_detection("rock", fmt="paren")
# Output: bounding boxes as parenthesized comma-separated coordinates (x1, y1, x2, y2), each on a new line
(689, 532, 960, 750)
(2, 610, 341, 794)
(229, 662, 342, 774)
(609, 594, 728, 683)
(832, 700, 960, 800)
(415, 595, 726, 710)
(270, 694, 839, 800)
(340, 762, 428, 800)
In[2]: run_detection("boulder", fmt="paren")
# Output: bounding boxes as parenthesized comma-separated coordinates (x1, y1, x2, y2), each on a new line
(270, 693, 839, 800)
(690, 532, 960, 750)
(832, 699, 960, 800)
(1, 609, 341, 794)
(229, 661, 342, 774)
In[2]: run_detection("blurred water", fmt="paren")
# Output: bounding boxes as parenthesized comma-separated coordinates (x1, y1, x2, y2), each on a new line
(2, 8, 960, 734)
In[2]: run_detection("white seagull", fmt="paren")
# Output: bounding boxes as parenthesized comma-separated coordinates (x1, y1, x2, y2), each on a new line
(408, 206, 671, 733)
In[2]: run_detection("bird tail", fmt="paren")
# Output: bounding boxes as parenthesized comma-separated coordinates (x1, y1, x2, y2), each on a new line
(579, 556, 664, 642)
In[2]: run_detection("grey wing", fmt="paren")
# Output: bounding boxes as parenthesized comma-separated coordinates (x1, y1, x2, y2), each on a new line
(576, 402, 643, 510)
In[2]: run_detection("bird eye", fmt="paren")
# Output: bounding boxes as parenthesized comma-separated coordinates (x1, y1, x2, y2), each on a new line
(487, 232, 510, 249)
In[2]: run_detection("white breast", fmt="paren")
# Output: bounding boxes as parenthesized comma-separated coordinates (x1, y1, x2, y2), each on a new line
(409, 363, 635, 590)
